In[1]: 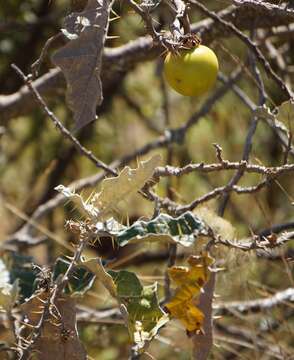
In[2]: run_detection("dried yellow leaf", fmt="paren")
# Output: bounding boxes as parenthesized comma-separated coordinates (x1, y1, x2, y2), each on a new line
(165, 253, 213, 333)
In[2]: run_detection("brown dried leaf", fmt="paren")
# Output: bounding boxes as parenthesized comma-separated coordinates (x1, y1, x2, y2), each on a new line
(21, 291, 86, 360)
(51, 0, 112, 130)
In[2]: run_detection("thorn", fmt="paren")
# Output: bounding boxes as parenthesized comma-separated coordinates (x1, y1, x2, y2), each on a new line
(213, 315, 222, 320)
(106, 35, 120, 39)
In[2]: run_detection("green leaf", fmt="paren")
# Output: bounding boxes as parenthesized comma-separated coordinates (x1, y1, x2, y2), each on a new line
(3, 253, 39, 301)
(108, 270, 168, 351)
(53, 257, 95, 296)
(96, 212, 206, 247)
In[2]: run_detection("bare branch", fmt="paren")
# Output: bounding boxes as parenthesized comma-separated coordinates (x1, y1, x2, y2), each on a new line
(215, 287, 294, 315)
(2, 3, 294, 123)
(190, 0, 293, 102)
(11, 64, 117, 176)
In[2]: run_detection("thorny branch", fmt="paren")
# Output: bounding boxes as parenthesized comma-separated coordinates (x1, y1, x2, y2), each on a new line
(190, 0, 293, 101)
(11, 64, 117, 177)
(2, 0, 294, 123)
(1, 1, 294, 359)
(17, 223, 92, 359)
(219, 32, 267, 215)
(214, 287, 294, 315)
(3, 68, 243, 248)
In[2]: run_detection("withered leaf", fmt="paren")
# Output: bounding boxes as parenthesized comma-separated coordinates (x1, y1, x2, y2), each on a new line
(91, 155, 161, 220)
(52, 0, 112, 130)
(21, 291, 86, 360)
(80, 257, 117, 297)
(55, 155, 161, 221)
(165, 253, 213, 333)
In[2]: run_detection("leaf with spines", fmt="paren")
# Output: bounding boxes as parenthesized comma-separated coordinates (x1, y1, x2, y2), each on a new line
(54, 185, 99, 219)
(95, 211, 206, 247)
(21, 292, 86, 359)
(53, 257, 95, 295)
(55, 155, 161, 221)
(91, 155, 161, 220)
(52, 0, 112, 130)
(108, 269, 168, 352)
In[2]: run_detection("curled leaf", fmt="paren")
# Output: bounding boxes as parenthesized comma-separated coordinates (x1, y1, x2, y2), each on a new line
(95, 211, 206, 247)
(165, 253, 213, 333)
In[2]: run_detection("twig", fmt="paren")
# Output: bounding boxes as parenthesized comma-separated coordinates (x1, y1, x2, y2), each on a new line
(4, 3, 292, 124)
(216, 231, 294, 252)
(121, 94, 162, 134)
(168, 0, 191, 36)
(11, 64, 117, 177)
(218, 73, 294, 157)
(18, 223, 91, 359)
(215, 323, 289, 359)
(190, 0, 293, 101)
(0, 68, 257, 248)
(153, 160, 294, 180)
(214, 287, 294, 315)
(31, 32, 63, 77)
(259, 222, 294, 237)
(218, 30, 267, 215)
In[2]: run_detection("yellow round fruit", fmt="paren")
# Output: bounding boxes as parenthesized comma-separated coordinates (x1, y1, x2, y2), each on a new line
(163, 45, 219, 97)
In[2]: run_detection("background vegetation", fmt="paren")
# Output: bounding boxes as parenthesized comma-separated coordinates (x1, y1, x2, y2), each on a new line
(0, 0, 293, 359)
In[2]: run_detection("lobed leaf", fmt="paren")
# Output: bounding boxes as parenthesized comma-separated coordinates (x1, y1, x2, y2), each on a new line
(54, 185, 99, 219)
(21, 292, 86, 360)
(53, 257, 95, 295)
(52, 0, 112, 130)
(108, 270, 168, 352)
(55, 155, 161, 221)
(95, 211, 206, 247)
(91, 155, 161, 220)
(165, 253, 213, 333)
